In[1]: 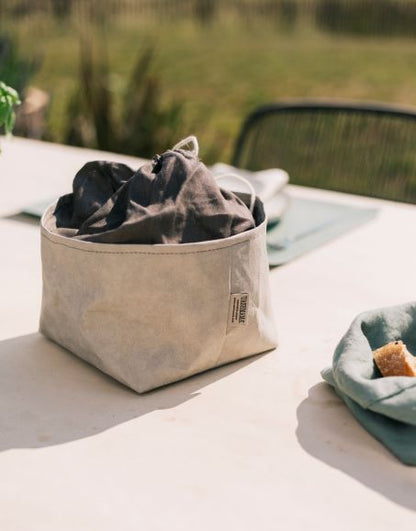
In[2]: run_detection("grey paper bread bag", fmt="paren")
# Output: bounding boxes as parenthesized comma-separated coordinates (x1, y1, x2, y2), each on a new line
(40, 137, 278, 393)
(322, 301, 416, 465)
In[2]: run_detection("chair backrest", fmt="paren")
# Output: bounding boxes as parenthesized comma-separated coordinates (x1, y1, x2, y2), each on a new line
(232, 100, 416, 203)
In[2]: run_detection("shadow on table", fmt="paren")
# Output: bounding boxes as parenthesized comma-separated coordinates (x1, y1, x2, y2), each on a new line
(0, 333, 259, 452)
(296, 383, 416, 512)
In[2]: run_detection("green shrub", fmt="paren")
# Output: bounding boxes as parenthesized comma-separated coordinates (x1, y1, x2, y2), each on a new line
(65, 36, 184, 157)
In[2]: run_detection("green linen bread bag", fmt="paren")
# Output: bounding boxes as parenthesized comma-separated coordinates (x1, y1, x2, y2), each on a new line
(322, 301, 416, 465)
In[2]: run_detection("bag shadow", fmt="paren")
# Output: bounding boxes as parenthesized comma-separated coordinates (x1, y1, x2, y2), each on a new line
(296, 382, 416, 512)
(0, 332, 259, 452)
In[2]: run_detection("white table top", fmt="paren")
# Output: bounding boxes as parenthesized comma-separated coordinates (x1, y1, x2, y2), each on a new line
(1, 137, 416, 530)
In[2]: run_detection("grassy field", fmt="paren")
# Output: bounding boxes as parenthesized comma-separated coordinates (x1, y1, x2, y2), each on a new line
(4, 5, 416, 164)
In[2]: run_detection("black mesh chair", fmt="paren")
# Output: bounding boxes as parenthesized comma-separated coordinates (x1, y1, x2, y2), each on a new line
(232, 100, 416, 203)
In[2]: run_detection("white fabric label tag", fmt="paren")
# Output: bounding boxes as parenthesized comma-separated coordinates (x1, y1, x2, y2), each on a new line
(228, 293, 249, 327)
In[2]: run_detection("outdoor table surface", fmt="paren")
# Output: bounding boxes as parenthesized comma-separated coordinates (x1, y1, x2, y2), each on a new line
(1, 137, 416, 530)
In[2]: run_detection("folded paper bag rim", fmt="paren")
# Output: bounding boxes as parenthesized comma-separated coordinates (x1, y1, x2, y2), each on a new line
(41, 192, 262, 253)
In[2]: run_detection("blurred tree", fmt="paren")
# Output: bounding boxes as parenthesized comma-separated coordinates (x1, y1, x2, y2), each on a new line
(194, 0, 217, 25)
(0, 35, 39, 95)
(51, 0, 72, 19)
(0, 34, 46, 139)
(315, 0, 416, 37)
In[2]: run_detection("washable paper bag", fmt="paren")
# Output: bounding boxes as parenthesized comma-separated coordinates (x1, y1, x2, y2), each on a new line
(39, 137, 277, 393)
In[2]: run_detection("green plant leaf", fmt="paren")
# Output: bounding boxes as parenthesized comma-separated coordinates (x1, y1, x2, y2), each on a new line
(5, 108, 15, 134)
(0, 105, 7, 125)
(0, 80, 20, 135)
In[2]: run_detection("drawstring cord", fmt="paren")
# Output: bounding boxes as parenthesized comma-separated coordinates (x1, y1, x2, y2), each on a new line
(172, 136, 255, 214)
(215, 173, 256, 214)
(172, 135, 199, 157)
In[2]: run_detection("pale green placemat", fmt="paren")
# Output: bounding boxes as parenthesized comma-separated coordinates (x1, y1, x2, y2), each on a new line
(267, 197, 377, 266)
(21, 199, 53, 219)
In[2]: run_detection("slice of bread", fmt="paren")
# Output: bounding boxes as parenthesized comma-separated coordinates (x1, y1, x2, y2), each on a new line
(373, 340, 416, 377)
